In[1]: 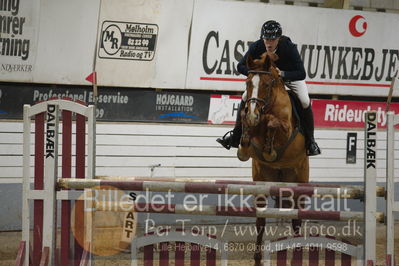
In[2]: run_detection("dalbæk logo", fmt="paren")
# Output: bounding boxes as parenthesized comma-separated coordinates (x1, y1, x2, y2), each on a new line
(349, 15, 367, 37)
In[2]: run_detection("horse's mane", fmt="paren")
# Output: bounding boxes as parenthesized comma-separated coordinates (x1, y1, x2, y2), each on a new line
(247, 52, 280, 78)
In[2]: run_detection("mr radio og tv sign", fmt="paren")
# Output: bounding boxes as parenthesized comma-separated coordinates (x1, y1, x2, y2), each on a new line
(99, 21, 158, 61)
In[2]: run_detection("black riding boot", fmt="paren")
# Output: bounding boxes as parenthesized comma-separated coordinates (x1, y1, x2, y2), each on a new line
(303, 105, 321, 156)
(216, 100, 244, 150)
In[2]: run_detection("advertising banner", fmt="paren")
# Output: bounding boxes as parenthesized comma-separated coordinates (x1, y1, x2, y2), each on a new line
(0, 85, 209, 123)
(312, 99, 399, 128)
(207, 94, 399, 128)
(32, 0, 99, 85)
(0, 0, 40, 82)
(208, 95, 242, 125)
(1, 0, 398, 96)
(186, 0, 399, 96)
(346, 132, 357, 164)
(98, 21, 158, 61)
(96, 0, 193, 88)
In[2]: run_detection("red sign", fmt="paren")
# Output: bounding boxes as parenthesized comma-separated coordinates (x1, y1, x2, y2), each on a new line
(207, 95, 398, 129)
(312, 99, 399, 129)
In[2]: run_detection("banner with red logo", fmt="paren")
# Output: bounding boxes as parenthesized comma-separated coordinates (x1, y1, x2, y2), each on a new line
(312, 99, 399, 129)
(208, 95, 399, 129)
(186, 0, 399, 97)
(208, 95, 242, 124)
(1, 0, 398, 93)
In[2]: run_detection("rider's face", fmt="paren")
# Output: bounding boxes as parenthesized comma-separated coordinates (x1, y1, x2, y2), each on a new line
(263, 38, 279, 52)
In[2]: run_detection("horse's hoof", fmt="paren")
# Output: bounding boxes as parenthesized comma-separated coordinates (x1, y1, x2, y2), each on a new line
(237, 146, 250, 161)
(253, 253, 262, 266)
(263, 149, 277, 162)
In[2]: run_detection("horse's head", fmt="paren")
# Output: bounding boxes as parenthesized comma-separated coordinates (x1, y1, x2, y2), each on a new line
(244, 53, 280, 127)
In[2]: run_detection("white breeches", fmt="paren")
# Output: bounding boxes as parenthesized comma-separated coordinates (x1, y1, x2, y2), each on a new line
(241, 80, 310, 109)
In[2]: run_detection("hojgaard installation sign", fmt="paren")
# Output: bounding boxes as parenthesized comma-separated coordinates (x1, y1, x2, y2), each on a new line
(186, 0, 399, 97)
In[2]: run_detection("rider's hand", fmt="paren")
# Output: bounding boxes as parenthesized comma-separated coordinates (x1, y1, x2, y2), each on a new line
(276, 67, 285, 78)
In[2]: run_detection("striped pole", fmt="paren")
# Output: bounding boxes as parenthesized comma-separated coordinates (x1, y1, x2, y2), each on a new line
(95, 176, 386, 198)
(58, 178, 385, 199)
(90, 202, 385, 223)
(96, 176, 385, 197)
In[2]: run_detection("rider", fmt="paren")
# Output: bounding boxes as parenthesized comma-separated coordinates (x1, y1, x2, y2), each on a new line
(216, 20, 321, 156)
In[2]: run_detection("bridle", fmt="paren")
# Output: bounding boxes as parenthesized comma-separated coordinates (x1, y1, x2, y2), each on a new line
(246, 70, 277, 114)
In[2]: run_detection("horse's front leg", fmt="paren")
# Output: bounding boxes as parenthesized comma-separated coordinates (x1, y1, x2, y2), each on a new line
(291, 162, 308, 236)
(280, 194, 302, 236)
(291, 194, 305, 236)
(238, 124, 251, 161)
(254, 195, 267, 266)
(254, 217, 265, 266)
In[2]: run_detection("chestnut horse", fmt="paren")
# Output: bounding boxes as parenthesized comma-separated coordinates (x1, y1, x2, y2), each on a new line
(238, 53, 309, 265)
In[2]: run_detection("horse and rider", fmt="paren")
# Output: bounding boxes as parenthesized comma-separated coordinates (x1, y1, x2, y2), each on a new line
(217, 20, 321, 157)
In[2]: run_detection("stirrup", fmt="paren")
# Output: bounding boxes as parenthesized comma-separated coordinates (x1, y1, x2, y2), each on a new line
(307, 141, 321, 156)
(216, 130, 234, 150)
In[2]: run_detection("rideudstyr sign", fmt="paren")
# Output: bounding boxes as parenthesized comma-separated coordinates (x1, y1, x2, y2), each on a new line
(208, 95, 399, 129)
(186, 0, 399, 97)
(312, 99, 399, 129)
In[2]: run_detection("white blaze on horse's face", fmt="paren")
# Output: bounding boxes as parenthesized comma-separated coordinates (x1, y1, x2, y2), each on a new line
(248, 74, 260, 126)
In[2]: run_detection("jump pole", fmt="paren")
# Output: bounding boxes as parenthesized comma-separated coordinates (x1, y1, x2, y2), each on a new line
(59, 178, 385, 199)
(386, 112, 399, 266)
(89, 201, 384, 222)
(96, 175, 384, 193)
(364, 111, 377, 265)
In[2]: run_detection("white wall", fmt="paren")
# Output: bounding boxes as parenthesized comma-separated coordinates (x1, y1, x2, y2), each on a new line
(1, 121, 397, 183)
(1, 120, 398, 230)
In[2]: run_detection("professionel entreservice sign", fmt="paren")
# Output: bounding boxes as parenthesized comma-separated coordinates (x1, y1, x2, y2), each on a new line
(186, 0, 399, 97)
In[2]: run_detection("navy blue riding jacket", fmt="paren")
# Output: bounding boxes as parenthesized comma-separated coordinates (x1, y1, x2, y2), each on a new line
(237, 36, 306, 82)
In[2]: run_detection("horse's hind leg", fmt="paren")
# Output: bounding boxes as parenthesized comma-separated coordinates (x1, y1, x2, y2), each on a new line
(280, 184, 303, 237)
(254, 217, 265, 266)
(290, 159, 309, 236)
(292, 219, 302, 236)
(254, 191, 268, 266)
(292, 190, 306, 236)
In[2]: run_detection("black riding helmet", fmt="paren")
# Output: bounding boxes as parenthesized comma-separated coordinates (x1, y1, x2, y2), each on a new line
(261, 20, 282, 39)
